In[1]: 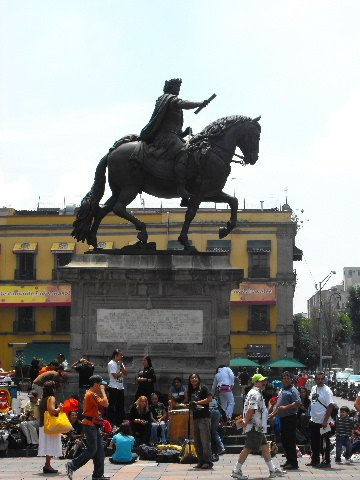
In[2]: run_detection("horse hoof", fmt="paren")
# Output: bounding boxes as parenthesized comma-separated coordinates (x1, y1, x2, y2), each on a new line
(219, 227, 229, 239)
(137, 231, 148, 244)
(184, 245, 198, 253)
(87, 237, 98, 249)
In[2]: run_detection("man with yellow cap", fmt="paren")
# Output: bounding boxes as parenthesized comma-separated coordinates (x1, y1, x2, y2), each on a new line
(231, 373, 285, 479)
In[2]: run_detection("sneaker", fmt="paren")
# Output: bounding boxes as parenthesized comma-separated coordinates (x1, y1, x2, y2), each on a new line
(317, 461, 331, 468)
(231, 470, 249, 480)
(305, 461, 320, 467)
(201, 463, 213, 469)
(66, 462, 73, 480)
(92, 477, 111, 480)
(269, 468, 286, 478)
(345, 458, 353, 464)
(284, 465, 298, 470)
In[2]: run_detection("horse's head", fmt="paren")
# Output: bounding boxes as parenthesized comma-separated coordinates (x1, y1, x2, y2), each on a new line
(236, 116, 261, 165)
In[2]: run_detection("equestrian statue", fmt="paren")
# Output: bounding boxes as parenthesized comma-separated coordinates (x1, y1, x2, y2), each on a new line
(72, 78, 261, 251)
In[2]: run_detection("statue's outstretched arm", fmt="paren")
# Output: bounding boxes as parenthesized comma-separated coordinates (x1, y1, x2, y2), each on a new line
(178, 99, 208, 110)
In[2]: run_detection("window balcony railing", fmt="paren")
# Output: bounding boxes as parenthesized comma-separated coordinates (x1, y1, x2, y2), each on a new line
(14, 269, 37, 281)
(248, 266, 270, 279)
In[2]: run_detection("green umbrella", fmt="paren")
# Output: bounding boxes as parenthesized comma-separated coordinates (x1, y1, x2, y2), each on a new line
(265, 358, 306, 368)
(230, 357, 260, 367)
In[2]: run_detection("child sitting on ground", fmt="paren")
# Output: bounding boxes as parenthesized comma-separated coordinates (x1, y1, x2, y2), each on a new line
(109, 421, 138, 464)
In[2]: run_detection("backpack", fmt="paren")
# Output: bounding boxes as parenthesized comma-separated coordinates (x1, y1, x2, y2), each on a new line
(156, 449, 180, 463)
(138, 444, 158, 461)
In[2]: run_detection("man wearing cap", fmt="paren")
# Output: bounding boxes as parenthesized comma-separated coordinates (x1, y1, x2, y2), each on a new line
(269, 371, 301, 470)
(66, 375, 110, 480)
(232, 373, 284, 479)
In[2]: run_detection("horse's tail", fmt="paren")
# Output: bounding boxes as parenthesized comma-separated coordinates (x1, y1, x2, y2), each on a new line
(71, 155, 108, 243)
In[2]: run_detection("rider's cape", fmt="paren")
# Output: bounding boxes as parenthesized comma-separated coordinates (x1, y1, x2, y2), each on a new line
(140, 94, 177, 142)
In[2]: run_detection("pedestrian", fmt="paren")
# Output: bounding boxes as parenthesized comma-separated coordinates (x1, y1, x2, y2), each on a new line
(20, 390, 40, 448)
(58, 353, 70, 371)
(354, 392, 360, 413)
(209, 398, 226, 459)
(335, 406, 354, 464)
(32, 366, 67, 398)
(135, 356, 156, 401)
(306, 371, 334, 468)
(29, 358, 40, 384)
(37, 381, 63, 474)
(269, 371, 301, 470)
(187, 372, 213, 470)
(72, 355, 95, 396)
(66, 375, 110, 480)
(231, 373, 284, 479)
(211, 364, 235, 420)
(107, 349, 127, 426)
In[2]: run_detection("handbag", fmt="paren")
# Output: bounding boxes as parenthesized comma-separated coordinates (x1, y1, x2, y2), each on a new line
(44, 411, 73, 434)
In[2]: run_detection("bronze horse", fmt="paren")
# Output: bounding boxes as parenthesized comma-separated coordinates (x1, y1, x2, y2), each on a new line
(72, 115, 261, 250)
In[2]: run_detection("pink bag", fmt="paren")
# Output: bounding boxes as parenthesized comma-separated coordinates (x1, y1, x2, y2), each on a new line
(219, 385, 232, 392)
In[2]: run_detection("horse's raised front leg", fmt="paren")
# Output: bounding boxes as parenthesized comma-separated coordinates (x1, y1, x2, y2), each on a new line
(112, 187, 148, 244)
(87, 194, 118, 248)
(207, 191, 238, 239)
(178, 196, 201, 250)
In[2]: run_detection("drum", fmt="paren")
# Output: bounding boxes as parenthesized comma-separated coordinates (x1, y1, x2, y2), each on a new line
(168, 409, 194, 443)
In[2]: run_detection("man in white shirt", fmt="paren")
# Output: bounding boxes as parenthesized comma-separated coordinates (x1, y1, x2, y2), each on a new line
(107, 349, 127, 426)
(231, 374, 284, 479)
(307, 371, 334, 468)
(211, 365, 235, 420)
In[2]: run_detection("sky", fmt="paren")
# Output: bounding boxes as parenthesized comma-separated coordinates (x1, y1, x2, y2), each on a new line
(1, 0, 359, 314)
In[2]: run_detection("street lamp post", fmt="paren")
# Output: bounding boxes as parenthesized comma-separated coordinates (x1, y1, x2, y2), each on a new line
(317, 270, 336, 371)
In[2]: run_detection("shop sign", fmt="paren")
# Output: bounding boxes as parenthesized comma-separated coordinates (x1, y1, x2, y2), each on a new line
(231, 282, 276, 304)
(0, 284, 71, 306)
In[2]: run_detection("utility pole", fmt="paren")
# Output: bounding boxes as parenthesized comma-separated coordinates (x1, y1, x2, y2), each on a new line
(318, 270, 336, 371)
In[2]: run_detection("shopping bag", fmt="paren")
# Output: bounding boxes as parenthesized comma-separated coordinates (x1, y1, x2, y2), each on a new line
(44, 411, 73, 434)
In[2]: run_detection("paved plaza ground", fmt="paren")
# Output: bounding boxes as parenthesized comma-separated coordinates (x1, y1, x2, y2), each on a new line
(1, 454, 360, 480)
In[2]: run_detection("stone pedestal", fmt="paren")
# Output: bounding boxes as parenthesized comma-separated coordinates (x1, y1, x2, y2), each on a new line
(59, 254, 243, 405)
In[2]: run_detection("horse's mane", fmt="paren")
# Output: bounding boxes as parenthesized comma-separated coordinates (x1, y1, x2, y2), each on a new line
(187, 115, 252, 152)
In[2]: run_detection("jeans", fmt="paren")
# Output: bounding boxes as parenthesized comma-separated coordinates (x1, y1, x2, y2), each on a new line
(218, 391, 235, 419)
(150, 421, 167, 444)
(336, 436, 352, 460)
(280, 415, 298, 467)
(107, 388, 124, 426)
(193, 417, 212, 465)
(210, 409, 224, 453)
(351, 439, 360, 454)
(70, 424, 105, 479)
(309, 420, 331, 464)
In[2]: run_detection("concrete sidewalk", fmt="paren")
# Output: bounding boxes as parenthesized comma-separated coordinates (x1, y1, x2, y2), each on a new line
(1, 453, 360, 480)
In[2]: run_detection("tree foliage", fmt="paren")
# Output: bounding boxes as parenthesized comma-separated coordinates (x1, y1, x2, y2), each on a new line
(347, 286, 360, 345)
(293, 313, 318, 369)
(293, 310, 353, 369)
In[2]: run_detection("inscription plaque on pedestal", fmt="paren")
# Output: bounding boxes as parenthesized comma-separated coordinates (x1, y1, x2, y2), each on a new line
(97, 308, 203, 343)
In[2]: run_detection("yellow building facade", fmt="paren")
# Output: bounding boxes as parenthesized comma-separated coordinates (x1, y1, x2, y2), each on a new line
(0, 206, 301, 370)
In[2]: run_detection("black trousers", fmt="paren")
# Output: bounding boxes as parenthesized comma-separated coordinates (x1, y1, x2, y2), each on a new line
(280, 415, 298, 467)
(309, 420, 331, 463)
(107, 387, 124, 426)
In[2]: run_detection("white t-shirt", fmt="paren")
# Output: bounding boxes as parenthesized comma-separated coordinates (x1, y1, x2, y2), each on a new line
(310, 384, 334, 424)
(107, 359, 124, 390)
(243, 386, 268, 433)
